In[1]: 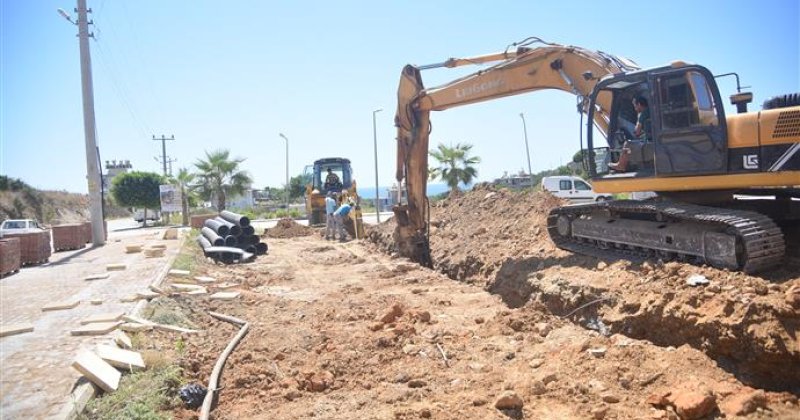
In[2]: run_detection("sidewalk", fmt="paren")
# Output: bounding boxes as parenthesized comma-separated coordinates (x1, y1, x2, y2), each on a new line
(0, 225, 183, 418)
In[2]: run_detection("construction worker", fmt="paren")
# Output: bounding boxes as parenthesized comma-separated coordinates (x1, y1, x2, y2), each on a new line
(333, 199, 353, 242)
(324, 192, 337, 240)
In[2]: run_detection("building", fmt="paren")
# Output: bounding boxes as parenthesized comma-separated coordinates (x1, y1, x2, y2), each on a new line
(493, 171, 535, 189)
(102, 160, 132, 194)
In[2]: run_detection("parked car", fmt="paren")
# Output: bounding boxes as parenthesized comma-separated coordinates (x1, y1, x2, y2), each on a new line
(132, 208, 161, 222)
(541, 176, 613, 202)
(0, 219, 44, 237)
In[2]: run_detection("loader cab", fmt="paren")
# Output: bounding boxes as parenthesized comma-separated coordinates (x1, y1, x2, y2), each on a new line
(587, 63, 728, 180)
(309, 157, 353, 194)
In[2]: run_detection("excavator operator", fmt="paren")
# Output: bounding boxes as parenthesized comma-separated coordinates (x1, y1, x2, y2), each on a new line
(609, 95, 651, 172)
(324, 168, 342, 192)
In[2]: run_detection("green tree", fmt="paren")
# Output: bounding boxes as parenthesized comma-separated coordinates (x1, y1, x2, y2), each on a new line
(169, 168, 196, 226)
(111, 171, 163, 227)
(194, 150, 253, 211)
(428, 142, 481, 193)
(288, 173, 311, 200)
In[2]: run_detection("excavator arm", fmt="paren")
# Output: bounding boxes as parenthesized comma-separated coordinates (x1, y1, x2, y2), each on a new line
(393, 38, 638, 265)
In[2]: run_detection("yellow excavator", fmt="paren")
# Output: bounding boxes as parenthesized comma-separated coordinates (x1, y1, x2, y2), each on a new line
(394, 37, 799, 272)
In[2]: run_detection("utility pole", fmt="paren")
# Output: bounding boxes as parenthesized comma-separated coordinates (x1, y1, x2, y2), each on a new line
(155, 155, 177, 177)
(279, 133, 289, 210)
(59, 0, 105, 245)
(519, 113, 534, 190)
(372, 109, 383, 222)
(152, 135, 175, 176)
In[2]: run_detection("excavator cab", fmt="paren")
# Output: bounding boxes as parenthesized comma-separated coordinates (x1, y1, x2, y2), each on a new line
(588, 64, 728, 180)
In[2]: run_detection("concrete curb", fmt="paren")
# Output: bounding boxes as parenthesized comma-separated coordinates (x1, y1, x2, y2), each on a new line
(57, 230, 188, 420)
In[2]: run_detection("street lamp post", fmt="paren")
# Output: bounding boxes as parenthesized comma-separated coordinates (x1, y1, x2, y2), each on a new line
(279, 133, 289, 210)
(519, 113, 534, 190)
(372, 109, 383, 222)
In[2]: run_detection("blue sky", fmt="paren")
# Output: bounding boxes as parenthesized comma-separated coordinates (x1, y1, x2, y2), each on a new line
(1, 0, 798, 194)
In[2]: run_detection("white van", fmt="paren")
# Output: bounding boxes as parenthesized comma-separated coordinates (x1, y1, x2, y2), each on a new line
(541, 176, 613, 202)
(133, 208, 161, 222)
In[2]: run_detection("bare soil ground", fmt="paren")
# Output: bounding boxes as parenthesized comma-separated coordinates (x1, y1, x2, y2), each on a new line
(141, 183, 799, 419)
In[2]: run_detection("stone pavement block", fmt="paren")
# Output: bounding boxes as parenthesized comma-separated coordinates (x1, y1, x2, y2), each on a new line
(84, 273, 110, 281)
(42, 300, 80, 311)
(162, 228, 179, 239)
(119, 322, 152, 333)
(136, 290, 160, 300)
(215, 282, 239, 290)
(96, 344, 145, 371)
(169, 269, 190, 277)
(106, 264, 126, 272)
(120, 295, 140, 303)
(171, 284, 204, 291)
(70, 321, 122, 336)
(124, 245, 142, 254)
(71, 351, 120, 393)
(210, 292, 240, 300)
(144, 249, 164, 258)
(90, 299, 103, 305)
(111, 330, 132, 349)
(148, 244, 167, 250)
(194, 276, 217, 284)
(0, 323, 34, 337)
(183, 288, 208, 296)
(80, 312, 125, 325)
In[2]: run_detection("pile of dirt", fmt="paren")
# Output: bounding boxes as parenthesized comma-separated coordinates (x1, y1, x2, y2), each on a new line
(367, 183, 800, 392)
(264, 218, 315, 238)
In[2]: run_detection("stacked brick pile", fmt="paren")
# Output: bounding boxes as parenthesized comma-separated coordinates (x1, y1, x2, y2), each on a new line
(0, 237, 21, 277)
(190, 214, 218, 229)
(52, 224, 87, 252)
(4, 231, 51, 265)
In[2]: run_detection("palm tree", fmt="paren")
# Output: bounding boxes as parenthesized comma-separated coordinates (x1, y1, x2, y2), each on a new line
(194, 150, 253, 211)
(170, 168, 195, 226)
(429, 142, 481, 193)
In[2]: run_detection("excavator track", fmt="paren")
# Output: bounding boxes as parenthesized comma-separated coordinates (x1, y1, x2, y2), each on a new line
(547, 200, 785, 273)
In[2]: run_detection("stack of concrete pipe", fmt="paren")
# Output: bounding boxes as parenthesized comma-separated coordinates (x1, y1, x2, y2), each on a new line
(197, 210, 268, 263)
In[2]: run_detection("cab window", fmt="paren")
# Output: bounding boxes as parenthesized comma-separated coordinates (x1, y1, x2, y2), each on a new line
(659, 70, 720, 130)
(559, 180, 572, 190)
(574, 180, 591, 191)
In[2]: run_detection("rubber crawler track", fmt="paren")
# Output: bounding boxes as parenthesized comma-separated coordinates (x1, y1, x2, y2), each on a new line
(547, 200, 785, 273)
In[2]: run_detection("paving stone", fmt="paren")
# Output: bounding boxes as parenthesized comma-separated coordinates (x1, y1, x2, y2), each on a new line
(80, 312, 125, 325)
(194, 276, 217, 284)
(120, 295, 140, 303)
(119, 323, 152, 333)
(0, 323, 34, 337)
(124, 245, 142, 254)
(148, 244, 167, 250)
(111, 330, 132, 349)
(71, 351, 120, 393)
(171, 284, 204, 291)
(96, 344, 145, 370)
(42, 300, 80, 311)
(84, 273, 110, 281)
(136, 290, 160, 300)
(183, 288, 208, 296)
(162, 228, 179, 240)
(210, 291, 241, 300)
(70, 322, 122, 336)
(215, 282, 239, 290)
(106, 264, 127, 272)
(90, 299, 103, 305)
(169, 269, 190, 277)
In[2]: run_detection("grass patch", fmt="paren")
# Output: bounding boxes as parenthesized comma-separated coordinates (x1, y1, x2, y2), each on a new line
(142, 297, 198, 329)
(79, 365, 183, 420)
(170, 228, 200, 273)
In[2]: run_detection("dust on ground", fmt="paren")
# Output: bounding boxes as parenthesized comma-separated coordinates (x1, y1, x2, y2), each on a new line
(141, 206, 798, 419)
(263, 218, 315, 239)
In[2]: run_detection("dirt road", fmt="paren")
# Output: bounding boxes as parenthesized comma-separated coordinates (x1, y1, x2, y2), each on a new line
(152, 227, 797, 419)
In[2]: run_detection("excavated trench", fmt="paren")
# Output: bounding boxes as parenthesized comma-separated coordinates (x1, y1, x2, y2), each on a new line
(472, 256, 799, 393)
